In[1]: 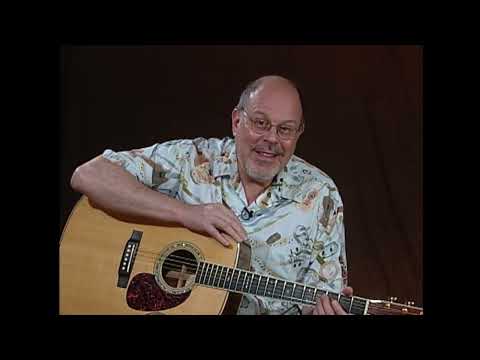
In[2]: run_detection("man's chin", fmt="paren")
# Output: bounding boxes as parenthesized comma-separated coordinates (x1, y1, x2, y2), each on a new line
(246, 164, 280, 184)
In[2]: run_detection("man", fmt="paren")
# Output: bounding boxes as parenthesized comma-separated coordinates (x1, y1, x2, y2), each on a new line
(70, 75, 353, 315)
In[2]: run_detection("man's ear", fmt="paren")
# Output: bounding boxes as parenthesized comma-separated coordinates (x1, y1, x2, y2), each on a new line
(232, 108, 241, 137)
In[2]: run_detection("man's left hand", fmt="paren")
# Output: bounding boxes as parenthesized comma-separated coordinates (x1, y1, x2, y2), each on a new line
(302, 286, 354, 315)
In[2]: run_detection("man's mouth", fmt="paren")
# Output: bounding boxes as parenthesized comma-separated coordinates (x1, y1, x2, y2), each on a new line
(253, 150, 280, 160)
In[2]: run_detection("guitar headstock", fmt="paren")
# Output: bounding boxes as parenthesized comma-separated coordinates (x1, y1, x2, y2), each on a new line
(366, 297, 423, 315)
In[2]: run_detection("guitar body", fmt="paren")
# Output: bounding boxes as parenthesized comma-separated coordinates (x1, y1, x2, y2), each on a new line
(60, 196, 247, 315)
(61, 197, 423, 315)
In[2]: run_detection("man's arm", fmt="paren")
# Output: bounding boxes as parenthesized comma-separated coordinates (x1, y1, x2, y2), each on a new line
(70, 156, 247, 246)
(71, 156, 189, 225)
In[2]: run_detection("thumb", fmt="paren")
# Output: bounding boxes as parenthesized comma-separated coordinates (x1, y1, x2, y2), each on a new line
(341, 286, 354, 297)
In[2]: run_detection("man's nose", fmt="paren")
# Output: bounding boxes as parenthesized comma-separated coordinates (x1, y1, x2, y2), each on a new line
(263, 126, 280, 143)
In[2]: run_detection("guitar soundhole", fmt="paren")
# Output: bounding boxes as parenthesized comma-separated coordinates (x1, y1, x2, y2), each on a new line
(162, 249, 198, 289)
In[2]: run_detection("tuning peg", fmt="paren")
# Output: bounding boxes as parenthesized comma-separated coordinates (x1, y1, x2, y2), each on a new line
(406, 301, 415, 306)
(388, 296, 398, 302)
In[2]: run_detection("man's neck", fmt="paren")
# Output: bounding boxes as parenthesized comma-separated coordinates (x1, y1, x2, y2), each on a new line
(240, 175, 272, 206)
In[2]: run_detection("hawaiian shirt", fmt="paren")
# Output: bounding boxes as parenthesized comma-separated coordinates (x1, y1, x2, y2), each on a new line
(102, 137, 348, 315)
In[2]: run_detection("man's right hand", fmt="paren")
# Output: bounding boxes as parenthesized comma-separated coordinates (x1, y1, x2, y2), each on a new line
(180, 203, 248, 247)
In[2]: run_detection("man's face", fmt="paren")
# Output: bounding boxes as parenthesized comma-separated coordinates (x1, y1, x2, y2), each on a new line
(232, 83, 303, 185)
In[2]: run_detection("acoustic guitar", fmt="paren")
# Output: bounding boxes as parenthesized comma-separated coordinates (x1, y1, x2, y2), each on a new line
(60, 196, 423, 315)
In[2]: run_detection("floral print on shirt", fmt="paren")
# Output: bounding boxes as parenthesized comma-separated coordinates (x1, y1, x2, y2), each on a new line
(102, 137, 347, 315)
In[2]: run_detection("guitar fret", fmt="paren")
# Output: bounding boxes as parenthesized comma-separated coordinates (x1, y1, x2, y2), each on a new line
(283, 282, 293, 301)
(201, 264, 210, 284)
(339, 295, 353, 313)
(292, 284, 304, 300)
(218, 266, 227, 288)
(230, 270, 240, 290)
(265, 278, 275, 297)
(299, 285, 306, 301)
(250, 274, 260, 295)
(273, 280, 284, 299)
(195, 262, 204, 283)
(208, 264, 214, 285)
(303, 287, 315, 303)
(350, 297, 367, 315)
(348, 296, 354, 313)
(314, 288, 327, 301)
(214, 265, 220, 286)
(224, 268, 233, 289)
(213, 265, 221, 287)
(236, 271, 246, 291)
(208, 264, 215, 285)
(206, 264, 213, 285)
(258, 276, 268, 296)
(272, 279, 278, 298)
(328, 292, 340, 302)
(244, 273, 253, 292)
(215, 265, 222, 286)
(210, 265, 218, 286)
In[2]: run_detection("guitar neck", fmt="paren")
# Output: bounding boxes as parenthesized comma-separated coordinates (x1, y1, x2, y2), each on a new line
(195, 261, 370, 315)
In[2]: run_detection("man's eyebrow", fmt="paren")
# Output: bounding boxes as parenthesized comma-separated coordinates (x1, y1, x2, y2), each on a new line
(253, 111, 297, 123)
(252, 111, 268, 117)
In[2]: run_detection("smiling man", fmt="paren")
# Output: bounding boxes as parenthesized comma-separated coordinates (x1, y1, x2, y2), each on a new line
(232, 76, 304, 204)
(71, 75, 352, 315)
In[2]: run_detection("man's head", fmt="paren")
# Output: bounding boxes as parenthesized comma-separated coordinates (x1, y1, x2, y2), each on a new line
(232, 75, 304, 186)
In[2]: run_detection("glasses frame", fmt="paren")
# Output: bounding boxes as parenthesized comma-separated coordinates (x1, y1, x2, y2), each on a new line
(239, 108, 304, 141)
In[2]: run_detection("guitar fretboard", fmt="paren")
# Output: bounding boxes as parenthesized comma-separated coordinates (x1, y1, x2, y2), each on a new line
(195, 262, 368, 315)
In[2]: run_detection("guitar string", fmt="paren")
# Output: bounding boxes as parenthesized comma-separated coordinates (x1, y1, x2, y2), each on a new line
(140, 252, 421, 310)
(125, 252, 422, 314)
(155, 263, 419, 314)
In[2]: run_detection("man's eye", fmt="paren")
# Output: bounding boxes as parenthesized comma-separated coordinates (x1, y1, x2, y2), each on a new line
(279, 127, 294, 134)
(255, 119, 268, 128)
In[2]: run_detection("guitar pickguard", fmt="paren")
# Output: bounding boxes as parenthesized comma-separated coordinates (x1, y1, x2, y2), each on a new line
(126, 273, 191, 311)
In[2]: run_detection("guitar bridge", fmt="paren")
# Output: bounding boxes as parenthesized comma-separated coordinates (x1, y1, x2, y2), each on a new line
(117, 230, 143, 288)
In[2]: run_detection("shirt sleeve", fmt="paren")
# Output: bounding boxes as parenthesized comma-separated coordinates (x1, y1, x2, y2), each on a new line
(240, 186, 347, 316)
(303, 182, 348, 295)
(102, 139, 192, 198)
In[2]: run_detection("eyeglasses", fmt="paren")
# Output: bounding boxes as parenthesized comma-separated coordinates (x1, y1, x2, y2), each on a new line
(240, 109, 303, 141)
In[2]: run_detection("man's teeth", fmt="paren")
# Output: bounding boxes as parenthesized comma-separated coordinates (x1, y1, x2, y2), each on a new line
(258, 151, 276, 157)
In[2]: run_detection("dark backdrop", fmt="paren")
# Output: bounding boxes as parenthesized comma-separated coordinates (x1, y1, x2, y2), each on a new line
(60, 45, 423, 306)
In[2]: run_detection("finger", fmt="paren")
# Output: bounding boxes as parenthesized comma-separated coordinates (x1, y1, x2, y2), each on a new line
(315, 298, 326, 315)
(208, 226, 232, 247)
(321, 295, 335, 315)
(214, 214, 247, 243)
(217, 205, 248, 239)
(224, 215, 248, 241)
(302, 306, 314, 315)
(217, 217, 246, 243)
(223, 224, 245, 244)
(331, 300, 348, 315)
(213, 218, 244, 244)
(342, 286, 354, 297)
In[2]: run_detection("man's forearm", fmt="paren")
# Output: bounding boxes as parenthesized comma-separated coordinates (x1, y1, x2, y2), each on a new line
(70, 156, 187, 226)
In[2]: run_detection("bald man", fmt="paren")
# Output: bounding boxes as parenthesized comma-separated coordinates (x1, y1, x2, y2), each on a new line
(71, 75, 352, 315)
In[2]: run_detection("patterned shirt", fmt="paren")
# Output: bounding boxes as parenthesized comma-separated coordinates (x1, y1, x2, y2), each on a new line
(102, 137, 348, 315)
